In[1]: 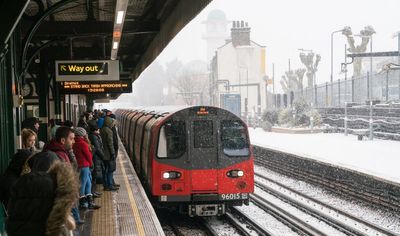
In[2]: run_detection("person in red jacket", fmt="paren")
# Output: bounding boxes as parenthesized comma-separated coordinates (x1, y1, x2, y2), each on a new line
(72, 127, 100, 210)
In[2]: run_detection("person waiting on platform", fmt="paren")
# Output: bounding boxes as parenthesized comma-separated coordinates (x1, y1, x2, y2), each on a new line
(77, 114, 89, 131)
(21, 117, 45, 150)
(87, 120, 104, 197)
(0, 150, 32, 208)
(6, 152, 78, 236)
(100, 116, 118, 191)
(73, 127, 101, 210)
(21, 128, 37, 153)
(43, 126, 76, 164)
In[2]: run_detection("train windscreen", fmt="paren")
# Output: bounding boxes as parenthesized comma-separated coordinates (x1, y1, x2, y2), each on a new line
(221, 120, 249, 157)
(157, 120, 186, 158)
(193, 120, 214, 148)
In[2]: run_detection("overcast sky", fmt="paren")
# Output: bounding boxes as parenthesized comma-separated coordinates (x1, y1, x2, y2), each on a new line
(154, 0, 400, 92)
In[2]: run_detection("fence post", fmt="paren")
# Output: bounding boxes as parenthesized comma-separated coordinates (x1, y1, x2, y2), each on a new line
(344, 102, 348, 136)
(386, 71, 389, 102)
(367, 72, 370, 100)
(325, 82, 328, 107)
(314, 84, 317, 107)
(351, 76, 355, 102)
(369, 100, 373, 140)
(338, 79, 341, 107)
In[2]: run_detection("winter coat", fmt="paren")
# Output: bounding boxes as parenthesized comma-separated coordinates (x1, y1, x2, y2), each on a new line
(88, 132, 105, 161)
(100, 117, 115, 161)
(97, 116, 105, 129)
(43, 139, 71, 164)
(77, 118, 89, 132)
(88, 131, 105, 179)
(6, 161, 78, 236)
(72, 136, 92, 168)
(0, 150, 32, 207)
(112, 125, 119, 155)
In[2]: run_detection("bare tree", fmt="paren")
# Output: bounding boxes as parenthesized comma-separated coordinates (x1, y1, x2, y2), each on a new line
(173, 68, 209, 105)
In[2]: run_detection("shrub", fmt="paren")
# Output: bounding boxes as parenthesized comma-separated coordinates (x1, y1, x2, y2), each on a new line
(278, 108, 294, 126)
(307, 110, 322, 126)
(260, 120, 272, 131)
(262, 109, 279, 125)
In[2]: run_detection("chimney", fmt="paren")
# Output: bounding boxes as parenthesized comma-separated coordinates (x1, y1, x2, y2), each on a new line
(231, 20, 251, 47)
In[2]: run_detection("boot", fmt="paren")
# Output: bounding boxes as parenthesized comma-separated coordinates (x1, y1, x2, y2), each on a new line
(93, 192, 102, 198)
(87, 194, 101, 209)
(79, 196, 88, 209)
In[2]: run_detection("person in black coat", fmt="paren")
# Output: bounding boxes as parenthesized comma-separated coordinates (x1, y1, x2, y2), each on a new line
(6, 152, 78, 236)
(87, 120, 105, 196)
(0, 150, 32, 207)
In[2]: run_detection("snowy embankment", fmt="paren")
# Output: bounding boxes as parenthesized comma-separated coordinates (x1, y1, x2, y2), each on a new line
(249, 128, 400, 184)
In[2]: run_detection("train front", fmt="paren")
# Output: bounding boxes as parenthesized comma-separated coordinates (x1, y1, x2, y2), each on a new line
(151, 106, 254, 217)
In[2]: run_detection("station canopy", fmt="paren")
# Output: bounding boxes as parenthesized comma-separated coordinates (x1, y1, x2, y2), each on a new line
(20, 0, 210, 99)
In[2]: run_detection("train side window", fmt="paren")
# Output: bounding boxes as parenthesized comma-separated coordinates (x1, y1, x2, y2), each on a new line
(193, 120, 214, 148)
(221, 120, 249, 157)
(157, 121, 186, 158)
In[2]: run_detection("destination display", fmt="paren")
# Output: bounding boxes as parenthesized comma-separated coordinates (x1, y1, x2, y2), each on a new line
(55, 60, 119, 81)
(59, 80, 132, 94)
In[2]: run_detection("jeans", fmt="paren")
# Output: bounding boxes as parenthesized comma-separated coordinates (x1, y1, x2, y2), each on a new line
(79, 167, 92, 196)
(71, 205, 81, 222)
(102, 160, 113, 188)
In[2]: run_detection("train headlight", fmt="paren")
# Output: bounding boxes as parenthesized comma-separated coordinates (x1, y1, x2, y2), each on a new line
(162, 172, 170, 179)
(227, 170, 244, 178)
(162, 171, 181, 179)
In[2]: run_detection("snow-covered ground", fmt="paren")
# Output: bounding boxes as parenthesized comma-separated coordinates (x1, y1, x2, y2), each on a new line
(249, 128, 400, 184)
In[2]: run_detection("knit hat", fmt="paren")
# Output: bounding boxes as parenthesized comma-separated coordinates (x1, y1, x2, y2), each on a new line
(74, 127, 87, 137)
(87, 119, 99, 131)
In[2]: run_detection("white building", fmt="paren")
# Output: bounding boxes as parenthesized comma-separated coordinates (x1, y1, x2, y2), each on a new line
(202, 9, 230, 63)
(216, 21, 267, 117)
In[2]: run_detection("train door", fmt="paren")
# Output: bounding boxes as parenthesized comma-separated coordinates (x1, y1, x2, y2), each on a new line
(189, 119, 218, 191)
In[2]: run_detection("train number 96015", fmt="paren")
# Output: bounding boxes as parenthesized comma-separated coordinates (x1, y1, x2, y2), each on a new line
(220, 193, 248, 200)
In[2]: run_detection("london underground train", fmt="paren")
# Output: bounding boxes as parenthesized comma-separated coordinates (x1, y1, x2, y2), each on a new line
(115, 106, 254, 216)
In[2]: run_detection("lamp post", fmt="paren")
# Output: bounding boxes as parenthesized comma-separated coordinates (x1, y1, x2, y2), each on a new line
(331, 28, 346, 106)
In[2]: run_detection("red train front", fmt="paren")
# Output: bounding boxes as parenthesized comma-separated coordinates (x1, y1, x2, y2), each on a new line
(116, 106, 254, 217)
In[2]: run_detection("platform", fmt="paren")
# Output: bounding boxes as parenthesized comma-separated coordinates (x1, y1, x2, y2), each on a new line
(249, 128, 400, 184)
(77, 139, 165, 236)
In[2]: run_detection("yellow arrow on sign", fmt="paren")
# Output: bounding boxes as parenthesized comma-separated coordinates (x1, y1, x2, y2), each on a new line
(60, 65, 67, 71)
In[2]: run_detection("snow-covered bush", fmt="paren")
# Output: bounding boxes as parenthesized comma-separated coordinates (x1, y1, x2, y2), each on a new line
(260, 120, 272, 131)
(307, 110, 322, 126)
(262, 109, 279, 125)
(277, 98, 322, 127)
(278, 108, 294, 126)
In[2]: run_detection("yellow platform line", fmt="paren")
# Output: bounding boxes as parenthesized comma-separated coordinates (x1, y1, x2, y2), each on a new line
(118, 157, 146, 236)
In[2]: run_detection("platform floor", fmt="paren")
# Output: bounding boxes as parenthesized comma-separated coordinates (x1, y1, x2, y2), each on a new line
(249, 128, 400, 184)
(77, 140, 165, 236)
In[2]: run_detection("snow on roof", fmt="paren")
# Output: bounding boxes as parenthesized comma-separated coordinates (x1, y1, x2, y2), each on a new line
(249, 129, 400, 184)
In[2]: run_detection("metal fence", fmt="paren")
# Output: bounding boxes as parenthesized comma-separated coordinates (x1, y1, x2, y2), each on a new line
(274, 70, 400, 108)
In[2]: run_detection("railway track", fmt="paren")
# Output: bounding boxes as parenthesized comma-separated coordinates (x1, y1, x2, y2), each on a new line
(227, 207, 274, 236)
(254, 153, 400, 212)
(250, 193, 329, 236)
(254, 172, 397, 236)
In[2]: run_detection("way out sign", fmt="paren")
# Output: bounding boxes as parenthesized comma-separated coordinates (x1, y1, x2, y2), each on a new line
(55, 60, 119, 81)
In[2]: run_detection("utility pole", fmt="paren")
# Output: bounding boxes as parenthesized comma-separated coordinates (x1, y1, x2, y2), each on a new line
(344, 44, 347, 104)
(398, 32, 400, 100)
(370, 36, 373, 101)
